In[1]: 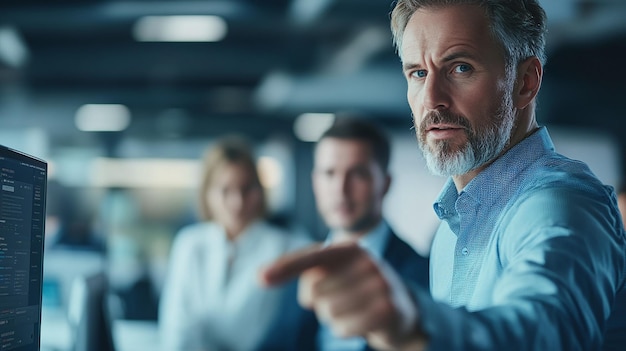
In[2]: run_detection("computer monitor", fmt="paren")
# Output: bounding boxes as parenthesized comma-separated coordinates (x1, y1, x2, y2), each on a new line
(0, 145, 47, 351)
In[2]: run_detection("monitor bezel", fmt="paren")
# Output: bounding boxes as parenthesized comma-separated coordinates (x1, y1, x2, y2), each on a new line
(0, 144, 48, 351)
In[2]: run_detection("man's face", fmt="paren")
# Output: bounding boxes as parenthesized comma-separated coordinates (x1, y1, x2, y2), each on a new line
(312, 138, 389, 234)
(401, 4, 516, 176)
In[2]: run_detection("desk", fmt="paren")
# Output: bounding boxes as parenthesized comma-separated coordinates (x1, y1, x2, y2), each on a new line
(41, 307, 160, 351)
(112, 320, 160, 351)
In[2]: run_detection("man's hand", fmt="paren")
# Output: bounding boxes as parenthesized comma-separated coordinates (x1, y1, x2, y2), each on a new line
(259, 242, 426, 350)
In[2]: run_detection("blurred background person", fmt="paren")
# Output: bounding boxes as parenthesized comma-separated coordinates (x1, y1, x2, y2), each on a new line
(158, 136, 310, 351)
(45, 179, 105, 252)
(256, 118, 429, 351)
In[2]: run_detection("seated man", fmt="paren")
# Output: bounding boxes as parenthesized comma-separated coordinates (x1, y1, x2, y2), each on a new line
(256, 118, 429, 351)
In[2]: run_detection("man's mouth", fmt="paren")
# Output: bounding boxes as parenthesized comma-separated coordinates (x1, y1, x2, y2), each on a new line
(426, 123, 464, 132)
(425, 124, 467, 141)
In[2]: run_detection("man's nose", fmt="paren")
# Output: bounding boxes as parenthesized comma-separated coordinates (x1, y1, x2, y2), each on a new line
(334, 174, 350, 195)
(421, 73, 451, 111)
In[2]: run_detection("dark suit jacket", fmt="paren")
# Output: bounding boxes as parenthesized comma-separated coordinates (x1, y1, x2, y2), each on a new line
(255, 228, 429, 351)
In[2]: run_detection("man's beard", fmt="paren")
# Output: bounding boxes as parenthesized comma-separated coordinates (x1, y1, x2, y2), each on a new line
(417, 93, 515, 177)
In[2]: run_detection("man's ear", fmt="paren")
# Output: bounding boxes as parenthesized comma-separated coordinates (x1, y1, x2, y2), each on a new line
(513, 56, 543, 109)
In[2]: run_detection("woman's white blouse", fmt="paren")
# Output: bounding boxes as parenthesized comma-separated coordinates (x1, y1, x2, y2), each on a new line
(159, 220, 310, 351)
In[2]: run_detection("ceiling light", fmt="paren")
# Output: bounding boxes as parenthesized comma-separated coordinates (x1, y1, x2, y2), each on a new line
(289, 0, 334, 24)
(293, 113, 336, 142)
(75, 104, 131, 132)
(133, 15, 227, 42)
(254, 71, 293, 110)
(0, 26, 29, 68)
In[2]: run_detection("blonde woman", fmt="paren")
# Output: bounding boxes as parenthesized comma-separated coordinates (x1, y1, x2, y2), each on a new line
(159, 136, 309, 351)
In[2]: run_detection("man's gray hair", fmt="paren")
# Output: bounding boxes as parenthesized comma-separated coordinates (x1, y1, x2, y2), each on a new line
(390, 0, 548, 71)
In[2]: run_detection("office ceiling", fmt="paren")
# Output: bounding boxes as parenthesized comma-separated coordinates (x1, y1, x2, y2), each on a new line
(0, 0, 625, 142)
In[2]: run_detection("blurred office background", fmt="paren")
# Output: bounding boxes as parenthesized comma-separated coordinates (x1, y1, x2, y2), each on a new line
(0, 0, 624, 350)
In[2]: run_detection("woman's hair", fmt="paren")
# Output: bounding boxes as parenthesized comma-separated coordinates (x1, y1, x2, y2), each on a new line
(197, 135, 266, 221)
(390, 0, 548, 72)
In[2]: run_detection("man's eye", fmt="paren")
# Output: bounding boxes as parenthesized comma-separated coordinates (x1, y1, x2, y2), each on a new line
(454, 64, 472, 73)
(351, 168, 371, 180)
(411, 70, 427, 78)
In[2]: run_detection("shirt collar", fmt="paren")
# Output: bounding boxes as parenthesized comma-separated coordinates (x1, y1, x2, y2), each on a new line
(433, 178, 458, 220)
(215, 219, 265, 250)
(433, 126, 555, 219)
(326, 220, 390, 260)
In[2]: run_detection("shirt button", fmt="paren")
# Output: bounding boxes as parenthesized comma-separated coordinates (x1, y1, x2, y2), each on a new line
(461, 247, 469, 256)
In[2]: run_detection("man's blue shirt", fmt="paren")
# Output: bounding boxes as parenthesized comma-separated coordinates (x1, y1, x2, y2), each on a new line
(423, 127, 626, 350)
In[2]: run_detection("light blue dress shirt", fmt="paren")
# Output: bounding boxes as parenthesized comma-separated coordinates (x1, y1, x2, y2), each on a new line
(317, 221, 390, 351)
(419, 127, 626, 350)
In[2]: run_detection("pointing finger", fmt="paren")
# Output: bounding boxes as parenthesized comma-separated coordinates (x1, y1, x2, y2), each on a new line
(259, 242, 363, 286)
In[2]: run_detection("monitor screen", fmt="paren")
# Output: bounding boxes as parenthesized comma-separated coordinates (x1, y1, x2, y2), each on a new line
(0, 145, 47, 351)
